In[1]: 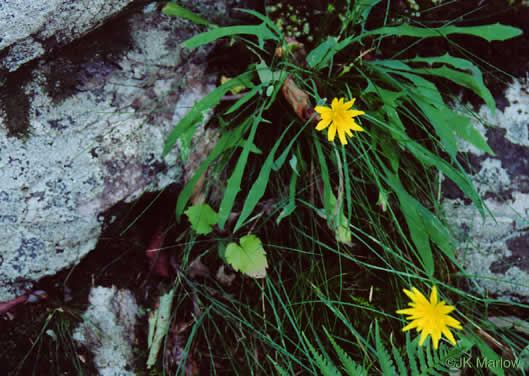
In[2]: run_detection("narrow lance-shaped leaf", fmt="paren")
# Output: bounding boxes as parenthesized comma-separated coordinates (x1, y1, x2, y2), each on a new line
(147, 287, 176, 369)
(162, 2, 216, 27)
(217, 105, 264, 230)
(372, 56, 496, 115)
(234, 121, 293, 232)
(364, 23, 522, 42)
(162, 71, 253, 158)
(382, 168, 435, 276)
(175, 124, 248, 221)
(183, 23, 278, 49)
(404, 141, 487, 221)
(306, 36, 338, 70)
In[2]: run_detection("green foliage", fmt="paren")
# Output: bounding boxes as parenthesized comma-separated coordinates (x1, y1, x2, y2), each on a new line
(156, 4, 527, 375)
(184, 203, 218, 235)
(162, 3, 522, 275)
(225, 235, 268, 278)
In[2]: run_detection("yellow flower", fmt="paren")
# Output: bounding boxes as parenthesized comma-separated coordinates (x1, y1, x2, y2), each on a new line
(314, 97, 365, 145)
(396, 286, 462, 350)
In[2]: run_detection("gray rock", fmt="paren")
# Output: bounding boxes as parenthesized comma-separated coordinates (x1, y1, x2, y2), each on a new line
(73, 286, 140, 376)
(0, 0, 144, 74)
(443, 79, 529, 303)
(0, 4, 219, 301)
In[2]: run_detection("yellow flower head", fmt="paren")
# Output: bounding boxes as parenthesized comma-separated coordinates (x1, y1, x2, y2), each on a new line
(314, 97, 365, 145)
(396, 286, 462, 350)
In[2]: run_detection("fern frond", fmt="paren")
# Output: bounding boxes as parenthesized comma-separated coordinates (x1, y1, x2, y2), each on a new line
(324, 328, 368, 376)
(375, 322, 397, 375)
(271, 361, 290, 376)
(406, 334, 419, 376)
(417, 341, 428, 373)
(303, 332, 342, 376)
(391, 338, 407, 376)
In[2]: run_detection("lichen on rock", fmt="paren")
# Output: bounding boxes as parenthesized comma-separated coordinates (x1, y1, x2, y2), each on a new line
(443, 78, 529, 303)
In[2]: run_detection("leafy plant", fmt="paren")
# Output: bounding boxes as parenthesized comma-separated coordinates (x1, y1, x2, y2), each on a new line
(163, 1, 521, 276)
(156, 1, 527, 375)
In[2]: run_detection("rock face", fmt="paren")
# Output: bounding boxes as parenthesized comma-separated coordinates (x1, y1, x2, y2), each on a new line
(0, 2, 223, 301)
(0, 0, 144, 74)
(443, 79, 529, 303)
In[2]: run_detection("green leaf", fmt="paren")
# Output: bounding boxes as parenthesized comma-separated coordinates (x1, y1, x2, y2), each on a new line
(256, 61, 287, 84)
(234, 120, 292, 232)
(217, 106, 264, 230)
(184, 203, 218, 235)
(326, 191, 352, 245)
(386, 70, 444, 108)
(314, 136, 333, 218)
(225, 84, 264, 115)
(365, 23, 522, 42)
(476, 341, 505, 376)
(371, 59, 494, 156)
(415, 99, 458, 157)
(414, 201, 455, 260)
(419, 99, 494, 156)
(273, 125, 306, 171)
(162, 71, 253, 158)
(324, 328, 367, 376)
(375, 126, 400, 172)
(183, 23, 278, 50)
(175, 123, 249, 221)
(235, 8, 284, 40)
(302, 332, 342, 376)
(401, 195, 435, 276)
(404, 141, 486, 220)
(384, 163, 458, 270)
(162, 2, 216, 27)
(383, 169, 435, 275)
(306, 36, 338, 70)
(353, 0, 383, 30)
(225, 235, 268, 278)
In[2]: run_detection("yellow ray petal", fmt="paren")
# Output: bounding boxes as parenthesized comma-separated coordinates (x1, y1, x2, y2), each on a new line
(338, 130, 348, 145)
(316, 118, 331, 131)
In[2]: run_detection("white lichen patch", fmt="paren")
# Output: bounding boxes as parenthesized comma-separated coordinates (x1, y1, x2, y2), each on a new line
(443, 192, 529, 302)
(73, 286, 139, 376)
(473, 158, 511, 195)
